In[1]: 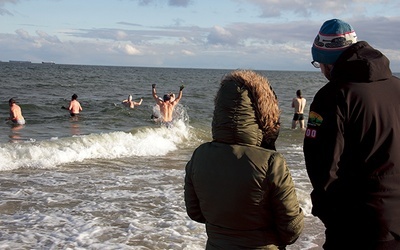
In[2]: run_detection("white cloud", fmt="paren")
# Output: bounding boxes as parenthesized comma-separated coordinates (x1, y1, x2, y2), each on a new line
(120, 44, 141, 55)
(0, 0, 399, 71)
(116, 30, 128, 40)
(181, 49, 194, 56)
(15, 28, 31, 40)
(137, 0, 191, 7)
(238, 0, 399, 18)
(36, 30, 61, 44)
(207, 26, 236, 46)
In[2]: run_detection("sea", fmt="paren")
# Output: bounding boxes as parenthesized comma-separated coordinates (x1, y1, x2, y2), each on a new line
(1, 62, 381, 250)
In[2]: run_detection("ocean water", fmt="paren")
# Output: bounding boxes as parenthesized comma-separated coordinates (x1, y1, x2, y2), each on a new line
(0, 62, 328, 249)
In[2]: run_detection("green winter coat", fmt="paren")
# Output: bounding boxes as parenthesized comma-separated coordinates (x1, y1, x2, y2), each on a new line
(184, 70, 304, 249)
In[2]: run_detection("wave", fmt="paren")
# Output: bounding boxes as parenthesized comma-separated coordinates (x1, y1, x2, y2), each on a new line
(0, 120, 197, 171)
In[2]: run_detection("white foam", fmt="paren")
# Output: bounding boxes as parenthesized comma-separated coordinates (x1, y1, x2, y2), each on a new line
(0, 121, 193, 171)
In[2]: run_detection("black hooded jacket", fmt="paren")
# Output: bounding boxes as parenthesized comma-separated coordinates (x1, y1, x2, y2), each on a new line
(304, 41, 400, 243)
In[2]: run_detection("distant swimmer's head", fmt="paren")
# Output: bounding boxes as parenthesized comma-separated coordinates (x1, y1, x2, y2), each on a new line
(71, 94, 78, 100)
(163, 94, 171, 102)
(8, 98, 16, 105)
(128, 95, 132, 101)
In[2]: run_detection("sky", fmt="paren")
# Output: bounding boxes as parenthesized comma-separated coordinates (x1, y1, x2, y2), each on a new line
(1, 0, 400, 72)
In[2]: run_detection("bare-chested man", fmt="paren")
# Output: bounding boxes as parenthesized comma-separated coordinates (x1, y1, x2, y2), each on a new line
(291, 89, 306, 129)
(152, 84, 184, 125)
(68, 94, 83, 116)
(7, 98, 25, 125)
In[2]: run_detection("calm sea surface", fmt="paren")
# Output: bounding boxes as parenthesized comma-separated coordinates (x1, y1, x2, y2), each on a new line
(0, 62, 340, 249)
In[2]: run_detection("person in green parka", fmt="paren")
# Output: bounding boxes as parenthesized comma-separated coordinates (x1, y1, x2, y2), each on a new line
(184, 70, 304, 249)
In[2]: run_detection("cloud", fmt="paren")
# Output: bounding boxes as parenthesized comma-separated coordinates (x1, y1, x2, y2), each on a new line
(120, 43, 141, 55)
(15, 29, 61, 46)
(63, 25, 208, 48)
(0, 0, 399, 71)
(115, 30, 128, 40)
(15, 28, 32, 40)
(0, 7, 12, 15)
(168, 0, 191, 7)
(36, 30, 61, 44)
(117, 22, 143, 27)
(3, 16, 399, 71)
(114, 43, 142, 56)
(137, 0, 191, 7)
(181, 49, 194, 56)
(0, 0, 18, 16)
(351, 16, 400, 50)
(238, 0, 397, 18)
(207, 26, 237, 46)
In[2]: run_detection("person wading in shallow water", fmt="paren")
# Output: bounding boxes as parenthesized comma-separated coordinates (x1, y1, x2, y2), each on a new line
(7, 98, 25, 125)
(68, 94, 82, 116)
(291, 89, 306, 129)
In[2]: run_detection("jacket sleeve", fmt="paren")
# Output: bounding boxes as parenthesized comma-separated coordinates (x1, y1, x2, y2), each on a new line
(184, 158, 206, 223)
(268, 153, 304, 245)
(303, 83, 345, 222)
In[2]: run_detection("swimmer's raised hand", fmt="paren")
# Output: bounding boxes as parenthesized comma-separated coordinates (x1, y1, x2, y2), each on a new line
(180, 85, 185, 91)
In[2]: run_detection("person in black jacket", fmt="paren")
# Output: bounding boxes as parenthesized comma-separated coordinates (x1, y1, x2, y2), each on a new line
(304, 18, 400, 250)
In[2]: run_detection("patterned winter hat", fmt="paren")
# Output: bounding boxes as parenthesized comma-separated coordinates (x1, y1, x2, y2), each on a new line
(312, 19, 357, 65)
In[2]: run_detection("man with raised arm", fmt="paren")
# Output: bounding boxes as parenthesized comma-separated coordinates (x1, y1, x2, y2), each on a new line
(151, 84, 184, 125)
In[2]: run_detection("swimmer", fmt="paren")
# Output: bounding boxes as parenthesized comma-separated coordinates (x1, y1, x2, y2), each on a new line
(6, 98, 25, 125)
(122, 95, 143, 109)
(291, 89, 306, 129)
(68, 94, 83, 116)
(151, 84, 184, 123)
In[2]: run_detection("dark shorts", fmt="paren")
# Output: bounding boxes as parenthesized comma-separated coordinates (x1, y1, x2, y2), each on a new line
(293, 113, 304, 121)
(70, 113, 79, 117)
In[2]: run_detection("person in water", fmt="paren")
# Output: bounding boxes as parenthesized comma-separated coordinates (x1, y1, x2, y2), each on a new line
(7, 98, 25, 125)
(151, 84, 184, 124)
(291, 89, 306, 129)
(122, 95, 143, 109)
(68, 94, 82, 116)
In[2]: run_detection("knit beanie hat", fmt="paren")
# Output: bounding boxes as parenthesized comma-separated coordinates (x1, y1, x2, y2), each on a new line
(312, 19, 357, 65)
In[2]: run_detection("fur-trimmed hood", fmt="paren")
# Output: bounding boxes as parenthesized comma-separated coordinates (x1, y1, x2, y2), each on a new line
(212, 70, 281, 150)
